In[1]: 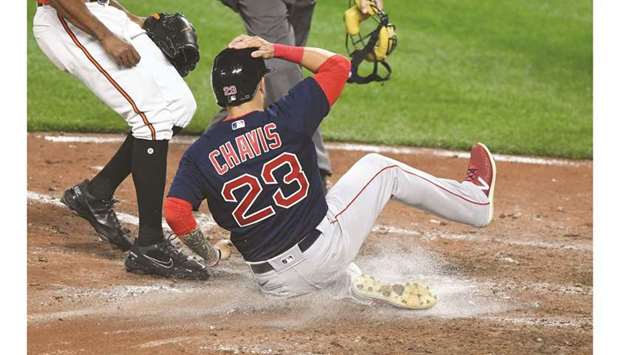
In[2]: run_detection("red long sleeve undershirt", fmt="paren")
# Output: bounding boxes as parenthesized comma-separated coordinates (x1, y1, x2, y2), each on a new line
(164, 197, 197, 236)
(273, 44, 351, 106)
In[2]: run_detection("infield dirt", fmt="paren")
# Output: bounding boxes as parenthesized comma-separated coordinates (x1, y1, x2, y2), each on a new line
(27, 133, 592, 354)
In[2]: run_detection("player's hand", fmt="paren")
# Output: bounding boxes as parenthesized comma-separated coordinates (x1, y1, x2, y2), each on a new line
(228, 34, 274, 59)
(214, 239, 233, 261)
(359, 0, 384, 14)
(101, 34, 141, 68)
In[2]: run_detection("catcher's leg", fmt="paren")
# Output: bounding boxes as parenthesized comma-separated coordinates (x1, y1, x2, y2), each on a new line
(88, 134, 134, 200)
(129, 33, 197, 132)
(288, 0, 316, 47)
(131, 138, 169, 246)
(35, 7, 179, 140)
(34, 5, 188, 247)
(33, 6, 139, 249)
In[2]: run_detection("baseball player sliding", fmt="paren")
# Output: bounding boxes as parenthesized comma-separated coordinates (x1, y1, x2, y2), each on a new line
(33, 0, 209, 279)
(164, 35, 497, 309)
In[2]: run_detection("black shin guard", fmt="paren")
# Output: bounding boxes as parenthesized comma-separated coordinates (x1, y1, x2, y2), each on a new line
(89, 134, 134, 200)
(132, 138, 169, 246)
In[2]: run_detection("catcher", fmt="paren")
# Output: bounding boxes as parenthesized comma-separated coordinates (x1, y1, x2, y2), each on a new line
(164, 35, 497, 309)
(33, 0, 211, 279)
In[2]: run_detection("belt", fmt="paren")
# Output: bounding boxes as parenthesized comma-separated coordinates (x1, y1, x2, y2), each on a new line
(249, 229, 322, 274)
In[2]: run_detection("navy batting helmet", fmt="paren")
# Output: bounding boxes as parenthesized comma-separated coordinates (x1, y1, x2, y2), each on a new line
(211, 47, 269, 107)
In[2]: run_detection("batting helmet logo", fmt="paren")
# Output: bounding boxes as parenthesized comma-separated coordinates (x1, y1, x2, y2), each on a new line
(223, 85, 238, 96)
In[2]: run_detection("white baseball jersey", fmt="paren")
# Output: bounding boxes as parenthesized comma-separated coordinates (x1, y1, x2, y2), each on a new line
(33, 1, 196, 140)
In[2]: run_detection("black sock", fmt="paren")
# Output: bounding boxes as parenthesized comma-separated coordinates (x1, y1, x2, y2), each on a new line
(132, 138, 169, 246)
(89, 134, 133, 200)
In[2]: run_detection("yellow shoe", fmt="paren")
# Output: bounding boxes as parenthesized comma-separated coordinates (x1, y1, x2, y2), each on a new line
(352, 274, 438, 310)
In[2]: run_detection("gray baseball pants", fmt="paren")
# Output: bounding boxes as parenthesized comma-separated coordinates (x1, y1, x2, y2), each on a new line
(247, 153, 492, 299)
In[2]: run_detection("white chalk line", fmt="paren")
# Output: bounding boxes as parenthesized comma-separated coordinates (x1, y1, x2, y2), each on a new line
(480, 315, 591, 329)
(39, 134, 590, 167)
(28, 280, 591, 329)
(29, 307, 590, 331)
(417, 230, 592, 252)
(137, 337, 203, 349)
(27, 190, 591, 253)
(28, 293, 591, 330)
(371, 224, 591, 252)
(28, 190, 140, 226)
(327, 142, 590, 167)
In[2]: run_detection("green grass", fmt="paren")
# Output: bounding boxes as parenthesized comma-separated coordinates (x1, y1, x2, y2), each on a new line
(27, 0, 592, 158)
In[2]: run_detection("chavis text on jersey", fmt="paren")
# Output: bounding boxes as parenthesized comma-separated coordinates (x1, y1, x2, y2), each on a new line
(209, 122, 282, 175)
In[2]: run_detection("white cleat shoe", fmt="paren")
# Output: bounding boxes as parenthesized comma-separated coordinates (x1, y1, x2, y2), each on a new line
(352, 274, 438, 310)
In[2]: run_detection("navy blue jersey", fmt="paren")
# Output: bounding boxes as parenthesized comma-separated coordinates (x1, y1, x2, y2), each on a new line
(169, 78, 330, 262)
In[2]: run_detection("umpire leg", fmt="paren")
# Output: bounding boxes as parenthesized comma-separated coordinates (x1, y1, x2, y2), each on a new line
(287, 0, 332, 178)
(233, 0, 333, 178)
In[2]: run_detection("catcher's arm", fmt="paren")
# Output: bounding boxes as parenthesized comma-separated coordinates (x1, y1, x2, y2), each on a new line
(48, 0, 140, 67)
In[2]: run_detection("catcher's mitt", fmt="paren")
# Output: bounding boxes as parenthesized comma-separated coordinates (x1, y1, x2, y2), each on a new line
(143, 13, 200, 77)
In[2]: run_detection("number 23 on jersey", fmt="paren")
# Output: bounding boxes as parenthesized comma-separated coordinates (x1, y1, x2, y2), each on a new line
(221, 152, 309, 227)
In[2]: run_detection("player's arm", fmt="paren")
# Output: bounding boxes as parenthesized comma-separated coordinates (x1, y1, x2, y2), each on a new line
(165, 157, 231, 265)
(228, 35, 351, 107)
(48, 0, 140, 67)
(164, 197, 232, 266)
(275, 45, 351, 106)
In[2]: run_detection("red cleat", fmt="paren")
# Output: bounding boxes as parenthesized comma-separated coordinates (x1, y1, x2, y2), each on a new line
(464, 143, 496, 214)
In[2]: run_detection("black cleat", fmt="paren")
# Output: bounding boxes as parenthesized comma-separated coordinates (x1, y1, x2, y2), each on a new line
(125, 237, 210, 280)
(60, 180, 133, 251)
